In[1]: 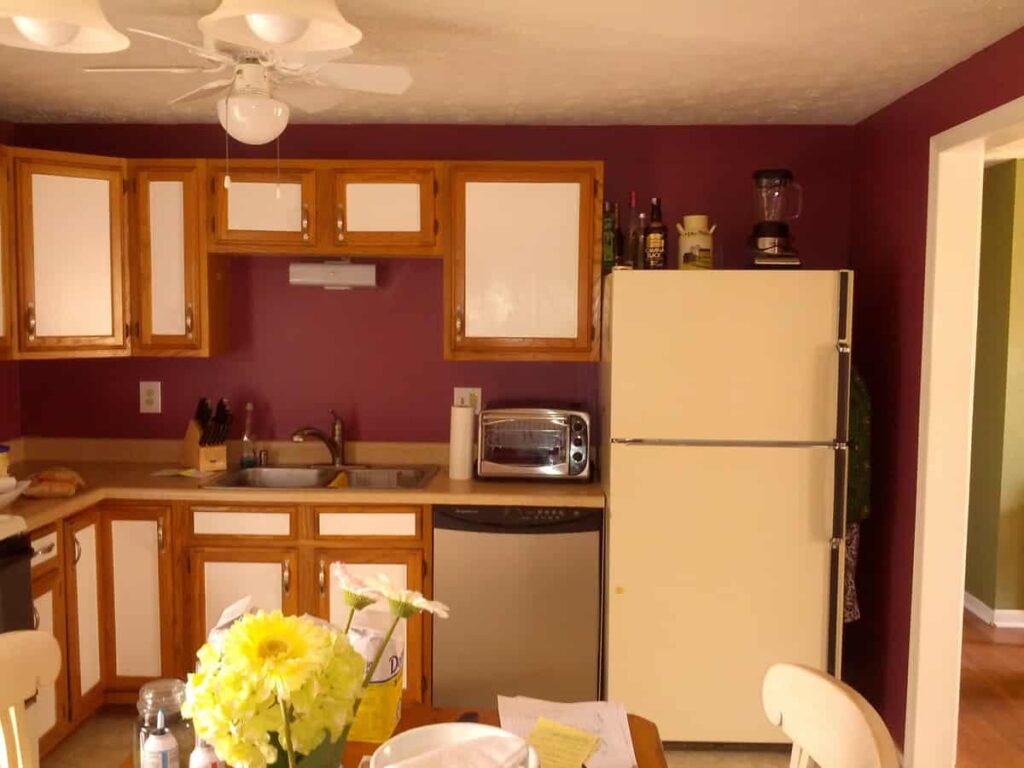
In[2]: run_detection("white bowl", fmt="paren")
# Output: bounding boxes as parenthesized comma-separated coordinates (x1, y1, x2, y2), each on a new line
(0, 480, 29, 510)
(370, 722, 539, 768)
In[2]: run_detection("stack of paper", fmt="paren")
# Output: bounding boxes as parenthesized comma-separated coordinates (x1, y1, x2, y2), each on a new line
(497, 696, 638, 768)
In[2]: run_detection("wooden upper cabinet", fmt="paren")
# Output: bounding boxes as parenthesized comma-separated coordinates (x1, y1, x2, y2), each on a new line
(0, 148, 13, 358)
(329, 162, 442, 256)
(130, 160, 228, 357)
(208, 162, 317, 250)
(12, 148, 128, 357)
(445, 161, 603, 361)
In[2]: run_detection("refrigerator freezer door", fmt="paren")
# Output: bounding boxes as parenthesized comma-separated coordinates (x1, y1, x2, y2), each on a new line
(605, 443, 839, 743)
(606, 271, 849, 443)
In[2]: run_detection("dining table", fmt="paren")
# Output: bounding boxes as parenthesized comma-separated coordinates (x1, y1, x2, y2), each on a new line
(119, 704, 668, 768)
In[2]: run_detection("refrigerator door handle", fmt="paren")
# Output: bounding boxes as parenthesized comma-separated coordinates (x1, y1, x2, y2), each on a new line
(827, 441, 850, 674)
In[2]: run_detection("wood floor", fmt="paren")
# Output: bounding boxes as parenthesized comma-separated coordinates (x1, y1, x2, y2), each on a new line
(958, 611, 1024, 767)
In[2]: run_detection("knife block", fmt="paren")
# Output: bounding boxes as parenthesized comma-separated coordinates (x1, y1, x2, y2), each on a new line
(182, 420, 227, 472)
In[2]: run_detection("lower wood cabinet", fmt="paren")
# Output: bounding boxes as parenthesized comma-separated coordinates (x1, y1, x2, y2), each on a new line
(188, 547, 299, 653)
(101, 504, 174, 693)
(27, 567, 69, 756)
(64, 508, 105, 724)
(314, 548, 425, 703)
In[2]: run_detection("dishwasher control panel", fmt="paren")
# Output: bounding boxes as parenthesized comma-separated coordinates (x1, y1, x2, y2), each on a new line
(434, 505, 601, 532)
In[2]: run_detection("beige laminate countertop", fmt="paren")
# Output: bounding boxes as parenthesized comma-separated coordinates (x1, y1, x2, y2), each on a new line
(7, 461, 606, 533)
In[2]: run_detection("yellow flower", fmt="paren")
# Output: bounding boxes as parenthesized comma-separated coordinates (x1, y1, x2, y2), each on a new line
(220, 611, 333, 698)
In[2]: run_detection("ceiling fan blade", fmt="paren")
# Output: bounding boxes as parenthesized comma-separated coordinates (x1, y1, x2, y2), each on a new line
(276, 84, 346, 115)
(312, 63, 412, 95)
(127, 28, 234, 64)
(83, 66, 221, 74)
(169, 78, 234, 105)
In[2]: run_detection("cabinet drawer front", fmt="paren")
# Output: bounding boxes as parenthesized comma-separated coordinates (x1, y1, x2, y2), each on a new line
(191, 506, 294, 538)
(31, 530, 59, 573)
(318, 510, 419, 538)
(27, 587, 58, 739)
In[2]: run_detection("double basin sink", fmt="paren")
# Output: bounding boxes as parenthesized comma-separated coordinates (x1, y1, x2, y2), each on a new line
(205, 465, 438, 491)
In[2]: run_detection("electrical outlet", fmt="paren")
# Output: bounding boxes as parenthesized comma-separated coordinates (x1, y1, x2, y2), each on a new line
(139, 381, 161, 414)
(454, 387, 482, 414)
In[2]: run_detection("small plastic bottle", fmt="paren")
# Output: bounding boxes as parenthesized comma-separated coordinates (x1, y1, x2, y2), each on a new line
(189, 739, 222, 768)
(141, 710, 179, 768)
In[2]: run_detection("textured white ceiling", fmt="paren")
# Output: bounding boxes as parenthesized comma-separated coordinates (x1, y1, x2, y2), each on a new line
(0, 0, 1022, 125)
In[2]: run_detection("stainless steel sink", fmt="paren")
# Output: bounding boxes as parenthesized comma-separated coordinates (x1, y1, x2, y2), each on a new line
(205, 467, 340, 489)
(204, 465, 438, 490)
(332, 465, 438, 489)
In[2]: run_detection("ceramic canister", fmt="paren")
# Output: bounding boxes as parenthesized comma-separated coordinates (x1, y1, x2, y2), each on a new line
(677, 214, 715, 270)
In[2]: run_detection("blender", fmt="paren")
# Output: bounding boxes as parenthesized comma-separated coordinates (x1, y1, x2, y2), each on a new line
(748, 169, 802, 267)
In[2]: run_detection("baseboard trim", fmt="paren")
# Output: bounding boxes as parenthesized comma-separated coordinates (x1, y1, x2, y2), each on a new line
(964, 591, 1024, 627)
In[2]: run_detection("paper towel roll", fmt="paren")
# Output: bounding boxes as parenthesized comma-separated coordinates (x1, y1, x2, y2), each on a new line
(449, 405, 476, 480)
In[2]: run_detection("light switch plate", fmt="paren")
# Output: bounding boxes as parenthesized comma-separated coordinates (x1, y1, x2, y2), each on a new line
(453, 387, 482, 414)
(140, 381, 161, 414)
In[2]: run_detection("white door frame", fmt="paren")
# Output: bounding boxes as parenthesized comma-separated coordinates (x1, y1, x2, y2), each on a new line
(907, 94, 1024, 767)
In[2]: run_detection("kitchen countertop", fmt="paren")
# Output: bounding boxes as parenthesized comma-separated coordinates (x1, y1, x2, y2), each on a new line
(8, 461, 606, 533)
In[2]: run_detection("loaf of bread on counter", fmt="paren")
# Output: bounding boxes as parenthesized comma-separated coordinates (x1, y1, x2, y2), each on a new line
(23, 467, 86, 498)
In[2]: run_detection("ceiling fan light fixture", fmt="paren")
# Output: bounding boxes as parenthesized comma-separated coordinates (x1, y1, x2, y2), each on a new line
(0, 0, 128, 53)
(199, 0, 362, 53)
(217, 94, 290, 146)
(244, 13, 309, 45)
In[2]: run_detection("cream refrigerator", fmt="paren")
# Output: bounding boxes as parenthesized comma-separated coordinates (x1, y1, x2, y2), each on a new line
(600, 269, 852, 743)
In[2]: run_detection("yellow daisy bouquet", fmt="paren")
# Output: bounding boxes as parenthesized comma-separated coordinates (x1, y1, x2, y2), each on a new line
(182, 565, 449, 768)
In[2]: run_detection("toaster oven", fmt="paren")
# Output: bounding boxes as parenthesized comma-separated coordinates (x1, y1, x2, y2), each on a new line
(477, 408, 591, 480)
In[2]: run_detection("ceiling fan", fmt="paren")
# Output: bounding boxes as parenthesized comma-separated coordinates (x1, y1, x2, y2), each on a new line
(83, 26, 413, 144)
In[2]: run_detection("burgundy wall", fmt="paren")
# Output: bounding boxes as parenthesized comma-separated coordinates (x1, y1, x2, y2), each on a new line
(13, 124, 854, 440)
(842, 26, 1024, 744)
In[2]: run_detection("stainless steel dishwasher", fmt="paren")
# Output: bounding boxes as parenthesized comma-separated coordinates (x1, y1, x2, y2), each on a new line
(432, 504, 603, 709)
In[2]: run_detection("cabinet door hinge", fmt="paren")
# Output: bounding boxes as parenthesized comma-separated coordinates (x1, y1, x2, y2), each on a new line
(433, 178, 439, 196)
(210, 176, 216, 194)
(433, 219, 439, 235)
(186, 557, 192, 574)
(421, 675, 427, 698)
(123, 179, 129, 195)
(210, 216, 215, 234)
(421, 559, 427, 577)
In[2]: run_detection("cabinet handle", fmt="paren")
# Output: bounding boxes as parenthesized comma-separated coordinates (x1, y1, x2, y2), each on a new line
(133, 320, 140, 339)
(455, 306, 464, 341)
(318, 559, 326, 595)
(26, 303, 36, 340)
(32, 606, 39, 630)
(156, 519, 165, 550)
(185, 303, 194, 339)
(282, 561, 291, 594)
(73, 536, 82, 565)
(336, 203, 345, 242)
(301, 204, 310, 242)
(32, 542, 55, 558)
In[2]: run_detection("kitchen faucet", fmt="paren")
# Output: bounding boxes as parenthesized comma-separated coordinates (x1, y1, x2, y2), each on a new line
(291, 410, 345, 466)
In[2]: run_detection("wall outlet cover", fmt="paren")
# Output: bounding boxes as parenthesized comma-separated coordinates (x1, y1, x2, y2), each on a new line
(140, 381, 161, 414)
(454, 387, 482, 414)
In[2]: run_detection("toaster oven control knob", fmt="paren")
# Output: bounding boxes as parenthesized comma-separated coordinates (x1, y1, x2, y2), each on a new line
(572, 436, 584, 447)
(572, 452, 584, 463)
(572, 420, 584, 432)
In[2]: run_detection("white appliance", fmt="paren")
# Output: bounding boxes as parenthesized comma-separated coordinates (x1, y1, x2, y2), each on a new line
(601, 269, 852, 743)
(288, 261, 376, 290)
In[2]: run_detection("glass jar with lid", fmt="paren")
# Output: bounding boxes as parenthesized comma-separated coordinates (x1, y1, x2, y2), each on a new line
(133, 678, 194, 768)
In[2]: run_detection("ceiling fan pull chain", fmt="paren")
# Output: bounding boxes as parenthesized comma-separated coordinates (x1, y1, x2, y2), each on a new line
(224, 95, 231, 189)
(275, 136, 282, 199)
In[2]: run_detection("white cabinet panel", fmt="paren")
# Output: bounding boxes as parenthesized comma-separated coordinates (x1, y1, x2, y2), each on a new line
(27, 588, 57, 740)
(193, 510, 291, 537)
(73, 523, 102, 695)
(318, 512, 417, 538)
(227, 182, 302, 232)
(147, 181, 186, 336)
(464, 181, 580, 339)
(345, 183, 421, 232)
(111, 520, 162, 677)
(328, 561, 409, 688)
(31, 174, 113, 337)
(203, 561, 283, 635)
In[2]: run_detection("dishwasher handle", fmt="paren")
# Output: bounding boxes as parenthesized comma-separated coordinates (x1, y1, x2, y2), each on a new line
(433, 505, 602, 534)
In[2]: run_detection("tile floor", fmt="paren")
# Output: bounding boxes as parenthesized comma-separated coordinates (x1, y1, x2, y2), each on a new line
(41, 708, 789, 767)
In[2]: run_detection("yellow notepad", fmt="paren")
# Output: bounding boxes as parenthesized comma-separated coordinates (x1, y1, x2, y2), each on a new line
(528, 716, 602, 768)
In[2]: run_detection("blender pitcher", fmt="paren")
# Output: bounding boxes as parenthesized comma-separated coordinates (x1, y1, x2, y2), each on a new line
(753, 169, 802, 222)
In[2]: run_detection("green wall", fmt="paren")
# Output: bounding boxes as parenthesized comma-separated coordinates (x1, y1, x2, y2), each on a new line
(967, 160, 1024, 610)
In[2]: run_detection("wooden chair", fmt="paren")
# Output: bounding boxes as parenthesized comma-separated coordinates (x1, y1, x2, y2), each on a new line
(0, 630, 61, 768)
(762, 663, 901, 768)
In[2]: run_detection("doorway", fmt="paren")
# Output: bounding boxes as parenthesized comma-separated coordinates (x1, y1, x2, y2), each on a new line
(907, 95, 1024, 766)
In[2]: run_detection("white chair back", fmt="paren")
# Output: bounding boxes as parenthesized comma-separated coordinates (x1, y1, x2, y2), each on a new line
(0, 630, 62, 768)
(762, 663, 901, 768)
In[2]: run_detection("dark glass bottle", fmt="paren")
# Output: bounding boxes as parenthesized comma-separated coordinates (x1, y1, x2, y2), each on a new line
(602, 201, 615, 275)
(643, 197, 667, 269)
(635, 213, 648, 270)
(613, 203, 629, 268)
(626, 191, 641, 269)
